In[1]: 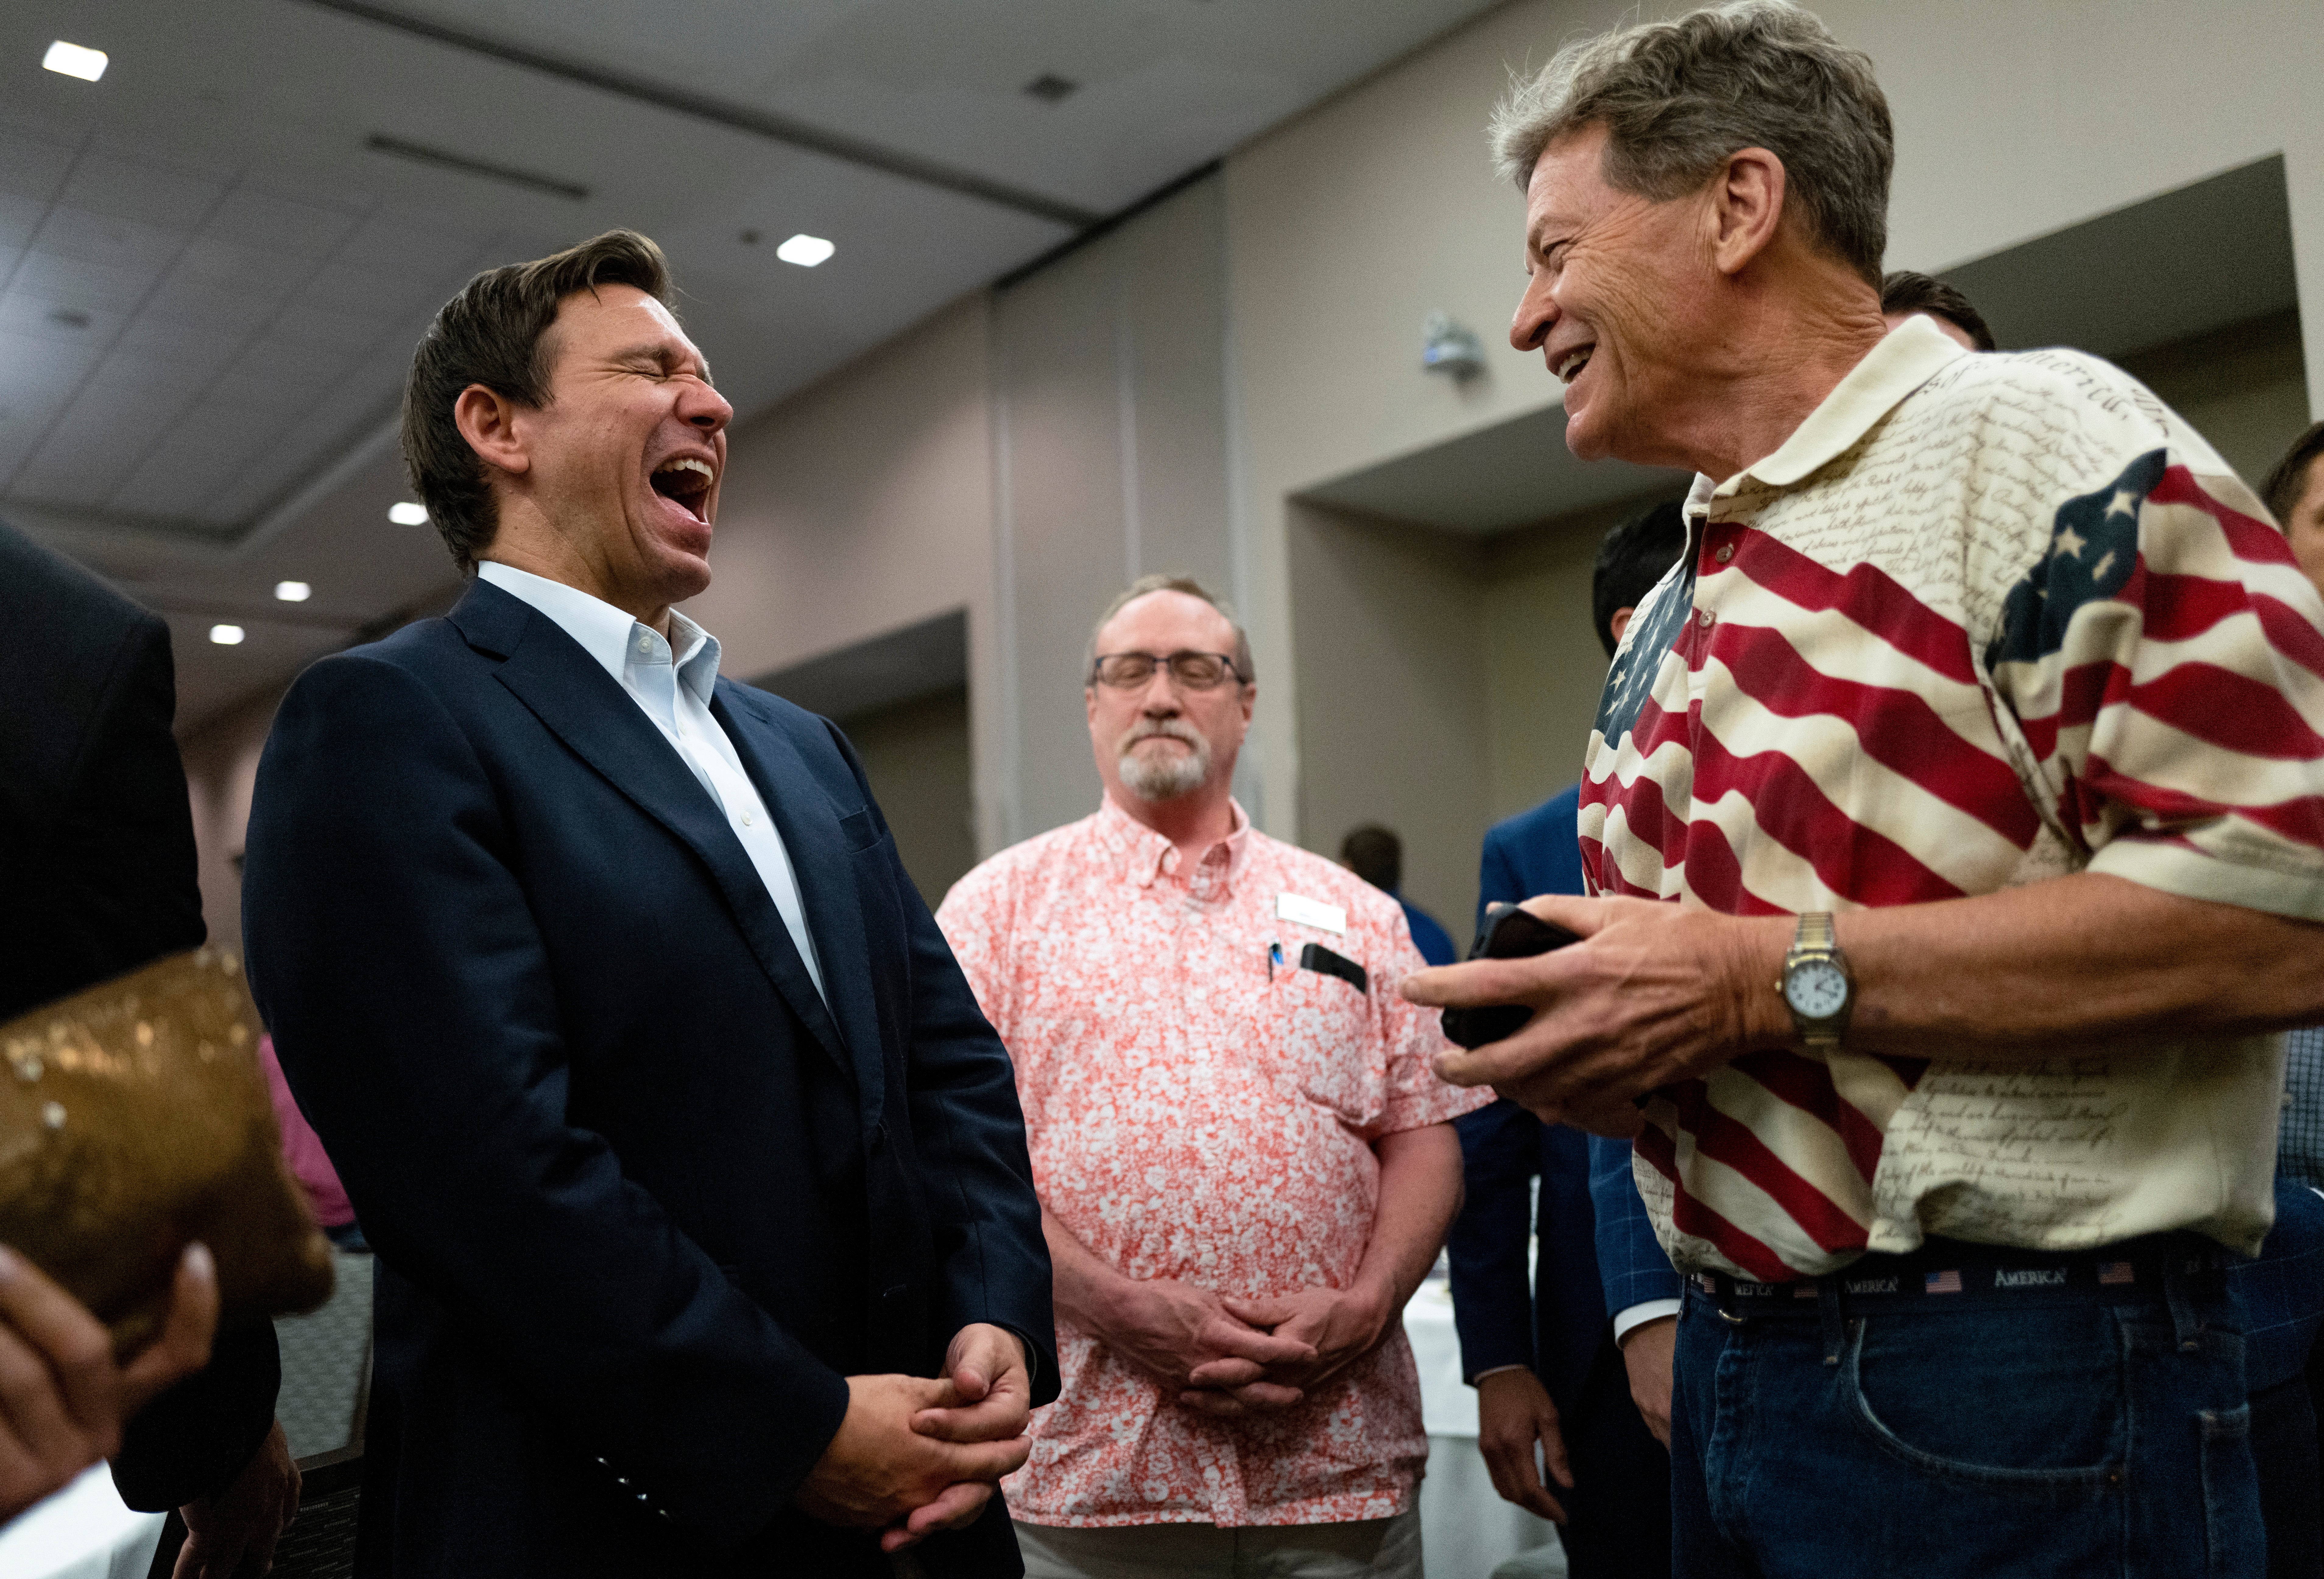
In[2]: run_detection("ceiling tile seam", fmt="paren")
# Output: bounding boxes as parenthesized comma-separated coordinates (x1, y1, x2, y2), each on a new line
(1, 139, 233, 503)
(195, 210, 553, 543)
(0, 129, 89, 308)
(290, 0, 1102, 229)
(164, 188, 391, 527)
(142, 593, 363, 633)
(195, 211, 546, 536)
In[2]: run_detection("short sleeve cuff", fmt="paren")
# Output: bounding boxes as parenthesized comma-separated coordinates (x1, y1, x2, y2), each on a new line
(2088, 836, 2324, 923)
(1376, 1082, 1497, 1137)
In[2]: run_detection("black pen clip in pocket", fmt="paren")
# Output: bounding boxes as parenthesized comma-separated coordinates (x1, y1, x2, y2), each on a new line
(1439, 902, 1581, 1050)
(1297, 942, 1368, 995)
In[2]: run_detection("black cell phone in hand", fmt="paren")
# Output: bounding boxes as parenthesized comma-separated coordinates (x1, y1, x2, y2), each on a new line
(1439, 902, 1581, 1050)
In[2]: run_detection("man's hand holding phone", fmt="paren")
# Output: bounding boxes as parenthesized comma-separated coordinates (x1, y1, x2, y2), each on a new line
(1403, 894, 1772, 1134)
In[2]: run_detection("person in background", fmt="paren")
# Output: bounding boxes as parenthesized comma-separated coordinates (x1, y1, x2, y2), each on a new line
(2264, 422, 2324, 614)
(937, 574, 1489, 1579)
(1406, 5, 2324, 1574)
(244, 230, 1053, 1577)
(1878, 269, 1998, 351)
(2263, 420, 2324, 1566)
(1450, 500, 1686, 1579)
(1340, 824, 1458, 967)
(0, 519, 293, 1565)
(256, 1036, 367, 1254)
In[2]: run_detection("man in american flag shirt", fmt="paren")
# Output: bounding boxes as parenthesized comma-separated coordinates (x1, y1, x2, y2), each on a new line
(1403, 4, 2324, 1575)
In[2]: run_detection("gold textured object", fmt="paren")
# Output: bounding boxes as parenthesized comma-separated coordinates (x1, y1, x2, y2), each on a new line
(0, 949, 334, 1355)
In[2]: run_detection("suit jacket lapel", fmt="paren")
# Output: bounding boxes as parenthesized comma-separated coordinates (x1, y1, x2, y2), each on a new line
(459, 585, 853, 1079)
(712, 685, 886, 1119)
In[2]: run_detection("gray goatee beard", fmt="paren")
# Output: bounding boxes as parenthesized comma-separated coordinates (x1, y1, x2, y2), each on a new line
(1116, 720, 1211, 801)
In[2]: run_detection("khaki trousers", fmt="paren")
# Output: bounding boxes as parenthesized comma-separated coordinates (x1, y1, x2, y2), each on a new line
(1013, 1507, 1424, 1579)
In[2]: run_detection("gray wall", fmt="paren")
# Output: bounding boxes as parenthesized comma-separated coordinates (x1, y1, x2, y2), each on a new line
(991, 176, 1243, 844)
(2123, 310, 2311, 493)
(845, 688, 978, 909)
(1290, 500, 1491, 934)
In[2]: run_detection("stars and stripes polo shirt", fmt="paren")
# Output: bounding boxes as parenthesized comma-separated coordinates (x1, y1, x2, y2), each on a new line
(1581, 314, 2324, 1282)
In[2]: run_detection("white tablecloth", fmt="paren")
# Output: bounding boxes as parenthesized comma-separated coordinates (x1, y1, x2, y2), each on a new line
(0, 1465, 165, 1579)
(1405, 1280, 1563, 1578)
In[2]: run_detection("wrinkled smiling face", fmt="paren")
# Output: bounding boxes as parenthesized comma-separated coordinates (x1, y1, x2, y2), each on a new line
(1509, 123, 1712, 469)
(515, 283, 734, 608)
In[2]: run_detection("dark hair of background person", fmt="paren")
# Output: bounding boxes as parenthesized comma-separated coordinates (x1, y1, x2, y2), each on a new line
(1879, 270, 1998, 352)
(1593, 500, 1691, 657)
(402, 229, 675, 574)
(2263, 422, 2324, 524)
(1340, 824, 1402, 893)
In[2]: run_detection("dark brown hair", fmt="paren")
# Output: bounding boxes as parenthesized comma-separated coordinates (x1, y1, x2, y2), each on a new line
(1879, 270, 1997, 352)
(1593, 500, 1689, 657)
(1339, 824, 1402, 892)
(2263, 422, 2324, 525)
(401, 229, 674, 572)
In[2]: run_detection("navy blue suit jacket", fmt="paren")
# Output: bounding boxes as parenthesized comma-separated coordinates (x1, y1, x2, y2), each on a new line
(1448, 786, 1679, 1413)
(243, 580, 1055, 1577)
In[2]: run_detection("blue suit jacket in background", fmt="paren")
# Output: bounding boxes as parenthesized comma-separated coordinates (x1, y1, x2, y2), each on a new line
(243, 580, 1056, 1578)
(1399, 896, 1458, 968)
(1448, 785, 1680, 1410)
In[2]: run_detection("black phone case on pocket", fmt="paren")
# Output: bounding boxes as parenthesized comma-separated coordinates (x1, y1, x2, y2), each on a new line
(1298, 942, 1368, 995)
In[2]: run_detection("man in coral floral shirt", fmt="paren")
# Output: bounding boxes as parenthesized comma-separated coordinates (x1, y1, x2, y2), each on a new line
(936, 575, 1488, 1578)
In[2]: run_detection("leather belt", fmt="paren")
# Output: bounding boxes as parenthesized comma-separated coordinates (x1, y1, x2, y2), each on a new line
(1694, 1233, 2227, 1316)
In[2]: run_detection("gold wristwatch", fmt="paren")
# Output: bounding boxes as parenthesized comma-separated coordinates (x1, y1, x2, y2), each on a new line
(1779, 911, 1854, 1053)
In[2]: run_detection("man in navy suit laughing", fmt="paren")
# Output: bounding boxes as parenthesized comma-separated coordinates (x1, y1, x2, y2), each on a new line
(244, 230, 1054, 1577)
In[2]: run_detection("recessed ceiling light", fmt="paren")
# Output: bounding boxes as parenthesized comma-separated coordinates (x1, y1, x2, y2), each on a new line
(776, 234, 835, 268)
(388, 501, 428, 525)
(43, 41, 108, 82)
(275, 581, 311, 602)
(209, 623, 245, 645)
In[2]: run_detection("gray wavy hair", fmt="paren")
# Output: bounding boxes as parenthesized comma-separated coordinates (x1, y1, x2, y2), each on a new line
(1489, 1, 1892, 287)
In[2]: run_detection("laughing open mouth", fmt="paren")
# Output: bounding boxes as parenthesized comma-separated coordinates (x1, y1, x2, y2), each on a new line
(1555, 344, 1595, 383)
(651, 456, 715, 520)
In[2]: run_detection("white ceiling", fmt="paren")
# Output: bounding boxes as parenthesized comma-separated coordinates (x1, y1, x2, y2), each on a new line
(2, 0, 1497, 733)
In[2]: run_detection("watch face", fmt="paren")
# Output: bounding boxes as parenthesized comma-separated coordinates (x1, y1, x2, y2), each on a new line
(1785, 960, 1849, 1020)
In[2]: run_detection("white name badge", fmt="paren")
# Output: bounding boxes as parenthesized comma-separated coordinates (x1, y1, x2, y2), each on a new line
(1276, 892, 1348, 935)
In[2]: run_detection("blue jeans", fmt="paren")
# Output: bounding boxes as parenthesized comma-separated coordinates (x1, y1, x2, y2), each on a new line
(1670, 1242, 2263, 1577)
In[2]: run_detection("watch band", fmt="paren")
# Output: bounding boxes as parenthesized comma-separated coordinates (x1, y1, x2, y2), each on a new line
(1794, 911, 1835, 952)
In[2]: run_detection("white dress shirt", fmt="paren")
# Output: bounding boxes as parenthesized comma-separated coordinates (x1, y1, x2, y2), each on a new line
(477, 561, 827, 1005)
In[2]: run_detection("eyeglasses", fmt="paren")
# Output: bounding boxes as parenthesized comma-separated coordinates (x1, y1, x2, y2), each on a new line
(1089, 651, 1244, 691)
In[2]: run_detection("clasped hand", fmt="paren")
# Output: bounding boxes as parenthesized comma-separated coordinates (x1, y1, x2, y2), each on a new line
(795, 1322, 1032, 1554)
(1399, 894, 1771, 1135)
(1094, 1275, 1389, 1419)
